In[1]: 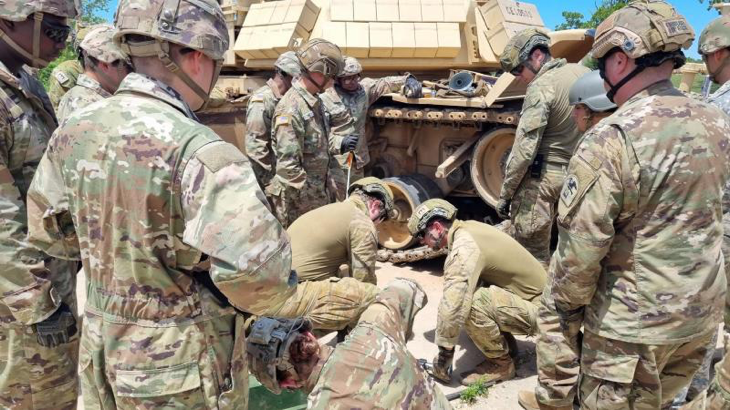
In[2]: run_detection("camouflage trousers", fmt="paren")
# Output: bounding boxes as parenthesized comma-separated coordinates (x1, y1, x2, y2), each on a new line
(270, 184, 331, 228)
(269, 277, 379, 331)
(0, 323, 79, 410)
(534, 271, 581, 407)
(329, 153, 365, 202)
(708, 335, 730, 410)
(465, 286, 539, 359)
(671, 329, 718, 408)
(579, 330, 715, 410)
(79, 306, 249, 410)
(510, 165, 565, 269)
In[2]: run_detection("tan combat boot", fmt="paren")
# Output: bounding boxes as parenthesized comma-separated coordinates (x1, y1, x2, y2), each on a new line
(517, 390, 573, 410)
(459, 354, 515, 386)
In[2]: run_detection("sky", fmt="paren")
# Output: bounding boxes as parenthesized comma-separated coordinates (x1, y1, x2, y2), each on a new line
(101, 0, 723, 59)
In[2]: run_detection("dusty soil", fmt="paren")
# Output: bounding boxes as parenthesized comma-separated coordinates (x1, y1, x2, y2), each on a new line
(375, 259, 538, 409)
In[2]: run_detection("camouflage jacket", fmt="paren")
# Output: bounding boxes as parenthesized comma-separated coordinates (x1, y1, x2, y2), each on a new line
(270, 82, 333, 221)
(288, 197, 378, 284)
(0, 61, 72, 326)
(436, 220, 546, 348)
(307, 280, 451, 409)
(551, 80, 730, 344)
(245, 79, 283, 189)
(322, 76, 406, 168)
(56, 74, 111, 123)
(27, 73, 296, 405)
(500, 59, 588, 201)
(48, 59, 83, 111)
(707, 80, 730, 221)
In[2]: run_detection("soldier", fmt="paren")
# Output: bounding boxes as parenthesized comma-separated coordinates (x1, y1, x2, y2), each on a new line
(321, 56, 421, 185)
(698, 14, 730, 409)
(48, 25, 88, 110)
(26, 0, 297, 408)
(496, 28, 589, 268)
(247, 278, 452, 409)
(270, 38, 345, 227)
(407, 199, 546, 385)
(56, 24, 131, 122)
(518, 70, 616, 410)
(289, 177, 395, 285)
(245, 51, 301, 193)
(0, 0, 80, 408)
(548, 2, 729, 409)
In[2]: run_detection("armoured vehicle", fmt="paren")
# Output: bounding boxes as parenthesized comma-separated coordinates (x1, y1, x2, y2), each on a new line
(201, 0, 594, 254)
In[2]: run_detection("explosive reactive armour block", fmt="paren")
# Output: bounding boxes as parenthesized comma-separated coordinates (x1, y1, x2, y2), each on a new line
(421, 0, 444, 22)
(331, 0, 354, 21)
(436, 22, 460, 57)
(392, 22, 416, 57)
(369, 22, 393, 57)
(414, 22, 438, 57)
(347, 22, 370, 57)
(398, 0, 422, 21)
(354, 0, 377, 21)
(376, 0, 399, 21)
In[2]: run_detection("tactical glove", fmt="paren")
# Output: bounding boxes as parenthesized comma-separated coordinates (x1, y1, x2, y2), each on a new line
(340, 134, 358, 154)
(403, 74, 422, 98)
(555, 303, 584, 339)
(496, 199, 511, 220)
(431, 346, 454, 383)
(35, 302, 77, 347)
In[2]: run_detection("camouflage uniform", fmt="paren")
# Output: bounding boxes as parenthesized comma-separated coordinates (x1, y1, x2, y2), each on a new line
(288, 197, 378, 284)
(56, 74, 111, 122)
(48, 60, 82, 111)
(0, 0, 80, 408)
(700, 16, 730, 409)
(0, 57, 80, 410)
(270, 82, 333, 227)
(56, 24, 128, 122)
(245, 79, 284, 191)
(499, 58, 589, 268)
(322, 76, 407, 180)
(437, 220, 546, 359)
(306, 279, 451, 409)
(26, 1, 297, 407)
(551, 78, 729, 408)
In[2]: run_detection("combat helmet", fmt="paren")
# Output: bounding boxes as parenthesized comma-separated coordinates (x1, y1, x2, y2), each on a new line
(407, 198, 457, 237)
(569, 70, 617, 112)
(296, 38, 344, 92)
(246, 317, 312, 395)
(79, 24, 129, 65)
(73, 24, 92, 53)
(0, 0, 78, 67)
(338, 56, 363, 78)
(592, 0, 694, 102)
(698, 15, 730, 82)
(348, 177, 396, 220)
(114, 0, 229, 104)
(274, 51, 301, 77)
(500, 28, 551, 74)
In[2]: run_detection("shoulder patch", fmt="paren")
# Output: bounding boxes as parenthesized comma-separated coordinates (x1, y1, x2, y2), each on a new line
(54, 71, 70, 85)
(274, 115, 290, 127)
(250, 95, 264, 103)
(197, 143, 247, 173)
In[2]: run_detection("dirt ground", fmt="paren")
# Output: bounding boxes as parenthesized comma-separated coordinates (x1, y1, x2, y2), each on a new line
(375, 258, 538, 409)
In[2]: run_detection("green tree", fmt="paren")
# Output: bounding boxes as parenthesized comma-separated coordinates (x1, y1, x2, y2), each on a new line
(556, 1, 629, 30)
(38, 0, 112, 89)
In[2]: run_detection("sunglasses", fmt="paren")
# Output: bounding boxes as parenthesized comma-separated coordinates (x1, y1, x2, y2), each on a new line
(41, 19, 72, 44)
(509, 65, 525, 76)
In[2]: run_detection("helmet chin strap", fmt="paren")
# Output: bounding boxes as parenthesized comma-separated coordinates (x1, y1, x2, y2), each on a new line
(304, 70, 328, 94)
(603, 66, 644, 103)
(708, 53, 730, 84)
(0, 12, 51, 68)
